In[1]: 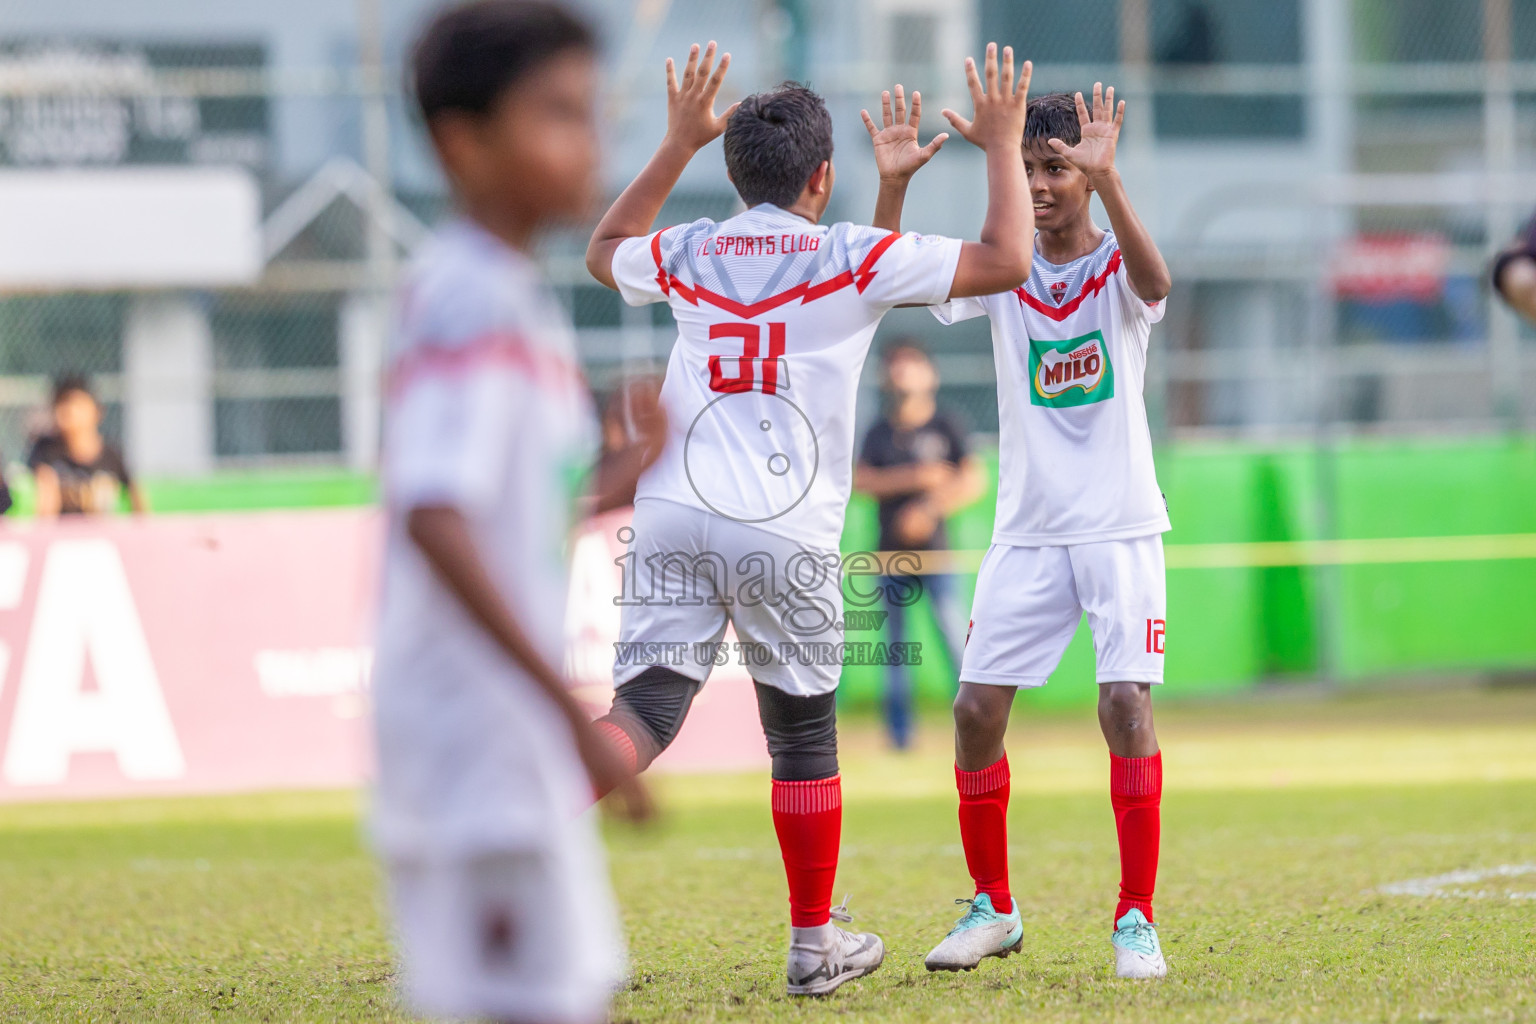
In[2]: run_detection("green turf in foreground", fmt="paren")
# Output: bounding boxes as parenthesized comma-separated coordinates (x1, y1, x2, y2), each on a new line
(2, 690, 1535, 1022)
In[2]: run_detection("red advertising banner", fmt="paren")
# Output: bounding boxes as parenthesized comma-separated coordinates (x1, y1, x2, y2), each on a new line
(1332, 232, 1449, 301)
(0, 507, 763, 803)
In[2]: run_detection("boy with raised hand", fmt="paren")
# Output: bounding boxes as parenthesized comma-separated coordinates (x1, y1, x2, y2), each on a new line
(914, 86, 1175, 980)
(373, 4, 659, 1022)
(585, 42, 1034, 996)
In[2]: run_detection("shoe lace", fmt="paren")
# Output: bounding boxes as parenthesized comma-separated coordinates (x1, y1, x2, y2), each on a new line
(1116, 918, 1159, 956)
(829, 894, 855, 924)
(945, 897, 986, 936)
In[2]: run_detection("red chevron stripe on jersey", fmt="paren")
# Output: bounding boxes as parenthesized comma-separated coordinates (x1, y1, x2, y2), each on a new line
(1016, 248, 1124, 321)
(651, 227, 903, 319)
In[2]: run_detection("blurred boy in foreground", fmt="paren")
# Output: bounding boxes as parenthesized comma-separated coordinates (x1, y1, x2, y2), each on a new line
(372, 3, 660, 1021)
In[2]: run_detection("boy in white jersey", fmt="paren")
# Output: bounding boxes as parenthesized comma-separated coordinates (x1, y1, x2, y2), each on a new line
(916, 87, 1175, 980)
(372, 4, 659, 1021)
(584, 42, 1036, 995)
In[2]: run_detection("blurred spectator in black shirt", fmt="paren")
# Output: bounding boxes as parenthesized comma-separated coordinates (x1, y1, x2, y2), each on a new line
(29, 376, 147, 517)
(854, 341, 984, 748)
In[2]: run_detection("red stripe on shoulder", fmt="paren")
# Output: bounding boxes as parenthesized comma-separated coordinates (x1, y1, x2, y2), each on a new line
(651, 228, 672, 296)
(853, 230, 904, 292)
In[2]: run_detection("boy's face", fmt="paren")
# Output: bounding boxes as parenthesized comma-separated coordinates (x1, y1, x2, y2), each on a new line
(434, 49, 601, 226)
(1023, 142, 1093, 234)
(54, 390, 100, 436)
(886, 352, 937, 398)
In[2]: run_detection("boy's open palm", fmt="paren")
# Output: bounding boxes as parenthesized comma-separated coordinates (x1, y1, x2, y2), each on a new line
(664, 41, 738, 152)
(942, 43, 1031, 152)
(862, 84, 948, 184)
(1048, 83, 1124, 181)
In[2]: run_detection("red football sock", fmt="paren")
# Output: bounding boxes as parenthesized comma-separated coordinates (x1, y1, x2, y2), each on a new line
(1110, 751, 1162, 925)
(955, 755, 1012, 914)
(771, 776, 842, 928)
(594, 719, 638, 773)
(588, 719, 639, 802)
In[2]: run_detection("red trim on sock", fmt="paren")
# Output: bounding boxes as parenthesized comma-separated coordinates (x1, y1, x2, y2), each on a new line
(1111, 750, 1163, 798)
(955, 755, 1011, 796)
(1110, 752, 1162, 924)
(772, 776, 842, 927)
(955, 755, 1012, 914)
(594, 720, 638, 775)
(771, 776, 843, 815)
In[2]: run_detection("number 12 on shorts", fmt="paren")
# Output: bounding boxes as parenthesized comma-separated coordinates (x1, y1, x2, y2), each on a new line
(1145, 618, 1165, 655)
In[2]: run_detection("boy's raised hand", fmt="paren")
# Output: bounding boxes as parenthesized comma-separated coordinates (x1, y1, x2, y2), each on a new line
(942, 43, 1031, 152)
(664, 41, 738, 153)
(1048, 83, 1124, 183)
(862, 84, 948, 185)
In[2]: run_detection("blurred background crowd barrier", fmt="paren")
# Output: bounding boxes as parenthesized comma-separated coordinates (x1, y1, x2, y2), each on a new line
(0, 0, 1532, 730)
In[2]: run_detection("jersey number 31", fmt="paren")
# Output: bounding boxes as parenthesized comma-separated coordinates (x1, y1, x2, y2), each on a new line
(708, 322, 786, 395)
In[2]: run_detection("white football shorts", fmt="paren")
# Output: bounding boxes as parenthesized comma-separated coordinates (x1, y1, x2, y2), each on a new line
(385, 823, 624, 1023)
(960, 534, 1167, 687)
(614, 497, 844, 696)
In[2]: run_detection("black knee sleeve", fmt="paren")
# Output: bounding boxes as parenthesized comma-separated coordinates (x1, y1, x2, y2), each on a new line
(753, 682, 838, 781)
(605, 667, 702, 767)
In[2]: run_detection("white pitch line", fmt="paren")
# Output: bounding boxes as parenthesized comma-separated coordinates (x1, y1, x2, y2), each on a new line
(871, 534, 1536, 575)
(1377, 863, 1536, 900)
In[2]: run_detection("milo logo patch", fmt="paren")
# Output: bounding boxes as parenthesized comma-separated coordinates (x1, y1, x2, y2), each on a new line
(1029, 331, 1115, 408)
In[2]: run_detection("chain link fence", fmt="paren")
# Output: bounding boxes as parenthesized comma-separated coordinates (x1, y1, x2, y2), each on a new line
(0, 0, 1533, 477)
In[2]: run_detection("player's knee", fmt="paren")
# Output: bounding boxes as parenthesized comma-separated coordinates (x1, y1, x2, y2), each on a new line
(952, 686, 1005, 742)
(607, 667, 703, 768)
(754, 682, 838, 781)
(1100, 682, 1151, 731)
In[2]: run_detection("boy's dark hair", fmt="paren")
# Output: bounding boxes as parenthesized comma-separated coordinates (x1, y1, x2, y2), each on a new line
(723, 83, 834, 208)
(52, 374, 94, 407)
(1025, 92, 1081, 149)
(409, 0, 596, 123)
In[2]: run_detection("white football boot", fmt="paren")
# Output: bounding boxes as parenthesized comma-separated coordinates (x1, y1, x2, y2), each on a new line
(785, 896, 885, 996)
(1111, 908, 1167, 979)
(923, 893, 1024, 972)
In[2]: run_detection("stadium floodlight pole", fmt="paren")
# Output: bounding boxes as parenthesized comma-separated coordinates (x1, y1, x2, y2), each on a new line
(1115, 0, 1157, 224)
(349, 0, 395, 471)
(357, 0, 395, 290)
(1482, 0, 1521, 428)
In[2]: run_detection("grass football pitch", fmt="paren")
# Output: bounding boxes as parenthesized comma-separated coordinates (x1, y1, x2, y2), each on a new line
(2, 685, 1535, 1022)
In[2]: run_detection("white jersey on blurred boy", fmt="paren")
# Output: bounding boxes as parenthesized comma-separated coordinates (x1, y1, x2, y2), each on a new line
(372, 219, 622, 1021)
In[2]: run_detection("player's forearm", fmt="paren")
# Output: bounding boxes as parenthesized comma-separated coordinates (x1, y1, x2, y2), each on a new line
(33, 467, 60, 518)
(1090, 169, 1170, 302)
(949, 144, 1032, 298)
(872, 179, 909, 233)
(854, 462, 927, 498)
(585, 139, 696, 289)
(407, 506, 585, 724)
(585, 431, 667, 516)
(934, 458, 985, 513)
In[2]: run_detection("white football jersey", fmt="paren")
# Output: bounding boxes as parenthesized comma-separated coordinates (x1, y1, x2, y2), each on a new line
(613, 204, 962, 550)
(933, 230, 1171, 546)
(373, 219, 599, 857)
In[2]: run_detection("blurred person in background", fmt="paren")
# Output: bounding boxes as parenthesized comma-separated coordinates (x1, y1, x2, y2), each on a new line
(373, 3, 660, 1023)
(590, 375, 666, 516)
(1491, 213, 1536, 324)
(29, 375, 146, 517)
(854, 341, 983, 749)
